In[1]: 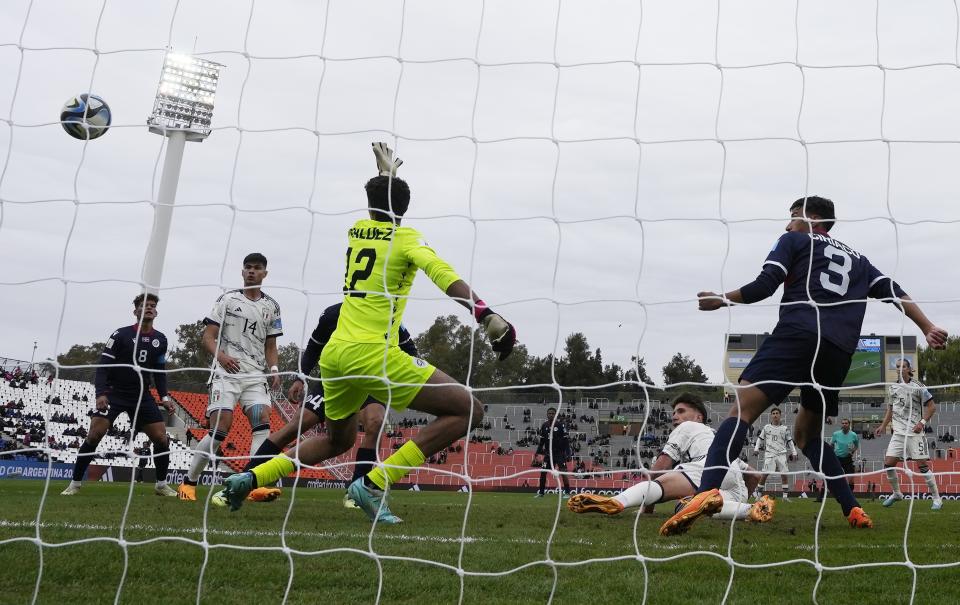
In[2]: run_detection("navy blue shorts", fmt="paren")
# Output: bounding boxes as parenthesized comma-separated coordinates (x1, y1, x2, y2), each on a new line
(92, 395, 164, 429)
(739, 327, 851, 418)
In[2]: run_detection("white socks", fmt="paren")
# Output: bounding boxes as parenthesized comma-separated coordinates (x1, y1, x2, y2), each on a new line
(714, 500, 752, 521)
(250, 429, 270, 466)
(886, 467, 902, 495)
(187, 434, 223, 482)
(923, 471, 941, 501)
(613, 481, 664, 509)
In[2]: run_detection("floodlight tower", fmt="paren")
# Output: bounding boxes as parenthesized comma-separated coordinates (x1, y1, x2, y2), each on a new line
(142, 52, 222, 294)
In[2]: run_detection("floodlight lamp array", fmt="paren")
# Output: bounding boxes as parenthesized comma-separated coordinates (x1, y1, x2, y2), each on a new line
(148, 52, 223, 141)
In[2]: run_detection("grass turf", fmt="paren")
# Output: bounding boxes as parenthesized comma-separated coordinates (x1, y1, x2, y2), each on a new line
(0, 481, 957, 604)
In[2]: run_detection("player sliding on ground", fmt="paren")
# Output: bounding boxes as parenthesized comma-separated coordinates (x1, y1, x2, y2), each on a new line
(211, 302, 419, 508)
(220, 142, 517, 523)
(661, 196, 948, 536)
(875, 358, 943, 511)
(567, 393, 775, 525)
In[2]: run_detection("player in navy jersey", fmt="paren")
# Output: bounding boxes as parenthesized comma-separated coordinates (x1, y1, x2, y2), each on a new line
(61, 293, 178, 496)
(211, 302, 419, 507)
(661, 196, 948, 535)
(533, 407, 572, 496)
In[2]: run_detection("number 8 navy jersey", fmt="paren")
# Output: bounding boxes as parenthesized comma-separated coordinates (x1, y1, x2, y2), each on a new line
(95, 324, 169, 401)
(762, 231, 898, 354)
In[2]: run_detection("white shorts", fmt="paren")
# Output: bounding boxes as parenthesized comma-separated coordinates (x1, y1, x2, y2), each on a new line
(207, 374, 270, 417)
(675, 462, 748, 504)
(885, 433, 929, 460)
(762, 454, 790, 474)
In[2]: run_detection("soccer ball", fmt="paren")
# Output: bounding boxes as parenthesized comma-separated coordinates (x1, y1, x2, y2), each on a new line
(60, 93, 111, 140)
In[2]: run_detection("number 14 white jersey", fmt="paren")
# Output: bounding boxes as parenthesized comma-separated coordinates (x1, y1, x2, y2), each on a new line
(205, 289, 283, 375)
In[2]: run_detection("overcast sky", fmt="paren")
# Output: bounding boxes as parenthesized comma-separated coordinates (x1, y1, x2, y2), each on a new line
(2, 0, 959, 387)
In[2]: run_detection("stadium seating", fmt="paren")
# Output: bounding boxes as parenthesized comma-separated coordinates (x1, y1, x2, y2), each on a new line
(3, 374, 959, 494)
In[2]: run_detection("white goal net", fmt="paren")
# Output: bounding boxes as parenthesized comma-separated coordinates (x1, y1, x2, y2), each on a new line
(2, 0, 960, 603)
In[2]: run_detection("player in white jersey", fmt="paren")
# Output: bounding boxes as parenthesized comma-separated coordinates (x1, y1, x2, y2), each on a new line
(178, 253, 283, 502)
(753, 407, 797, 499)
(875, 358, 942, 510)
(567, 393, 775, 526)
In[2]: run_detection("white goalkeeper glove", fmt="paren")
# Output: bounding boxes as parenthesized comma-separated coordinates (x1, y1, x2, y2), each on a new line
(473, 300, 517, 361)
(372, 141, 403, 177)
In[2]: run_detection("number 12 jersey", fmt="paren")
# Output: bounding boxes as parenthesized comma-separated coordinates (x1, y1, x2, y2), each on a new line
(336, 219, 462, 347)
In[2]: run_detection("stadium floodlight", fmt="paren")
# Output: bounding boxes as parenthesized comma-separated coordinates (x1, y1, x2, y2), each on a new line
(142, 52, 223, 294)
(147, 52, 221, 141)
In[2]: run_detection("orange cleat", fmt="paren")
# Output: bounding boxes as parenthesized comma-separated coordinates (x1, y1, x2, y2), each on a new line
(566, 493, 624, 515)
(747, 495, 776, 524)
(659, 488, 723, 536)
(847, 506, 873, 529)
(247, 487, 282, 502)
(177, 483, 196, 501)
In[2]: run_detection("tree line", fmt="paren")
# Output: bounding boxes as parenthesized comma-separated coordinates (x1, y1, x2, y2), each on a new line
(51, 315, 714, 396)
(53, 316, 960, 398)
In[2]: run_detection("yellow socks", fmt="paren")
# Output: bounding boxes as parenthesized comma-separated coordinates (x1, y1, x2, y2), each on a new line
(251, 454, 296, 487)
(366, 441, 426, 490)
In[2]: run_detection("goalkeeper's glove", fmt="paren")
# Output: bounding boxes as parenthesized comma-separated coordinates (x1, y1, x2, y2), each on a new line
(473, 299, 517, 360)
(372, 141, 403, 177)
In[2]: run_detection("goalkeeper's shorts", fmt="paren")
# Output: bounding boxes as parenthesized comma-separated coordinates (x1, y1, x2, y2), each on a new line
(319, 339, 436, 421)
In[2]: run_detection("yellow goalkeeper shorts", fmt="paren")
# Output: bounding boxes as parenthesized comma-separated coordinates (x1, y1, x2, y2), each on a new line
(319, 339, 436, 421)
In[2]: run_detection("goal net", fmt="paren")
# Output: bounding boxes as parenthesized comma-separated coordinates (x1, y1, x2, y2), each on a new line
(2, 0, 959, 603)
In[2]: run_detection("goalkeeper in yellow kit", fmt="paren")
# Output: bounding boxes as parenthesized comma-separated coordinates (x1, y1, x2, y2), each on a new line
(221, 143, 517, 523)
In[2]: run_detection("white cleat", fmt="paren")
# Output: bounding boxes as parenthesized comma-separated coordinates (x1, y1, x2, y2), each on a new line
(154, 483, 178, 497)
(60, 484, 81, 496)
(932, 499, 944, 511)
(882, 493, 904, 507)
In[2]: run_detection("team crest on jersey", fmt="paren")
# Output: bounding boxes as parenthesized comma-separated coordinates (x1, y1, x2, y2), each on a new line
(152, 339, 160, 348)
(413, 357, 428, 368)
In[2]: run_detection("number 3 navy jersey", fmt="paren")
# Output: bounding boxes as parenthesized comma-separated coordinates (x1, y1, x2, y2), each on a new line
(758, 231, 902, 354)
(95, 325, 169, 401)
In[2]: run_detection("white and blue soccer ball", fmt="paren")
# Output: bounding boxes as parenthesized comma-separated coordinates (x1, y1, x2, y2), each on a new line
(60, 93, 112, 140)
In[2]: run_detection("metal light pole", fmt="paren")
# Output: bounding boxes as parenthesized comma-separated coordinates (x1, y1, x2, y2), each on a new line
(142, 52, 222, 294)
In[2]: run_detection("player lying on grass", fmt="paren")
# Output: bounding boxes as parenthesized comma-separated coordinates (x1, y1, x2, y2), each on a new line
(210, 302, 419, 507)
(876, 357, 943, 511)
(567, 393, 775, 525)
(219, 142, 516, 524)
(661, 196, 948, 536)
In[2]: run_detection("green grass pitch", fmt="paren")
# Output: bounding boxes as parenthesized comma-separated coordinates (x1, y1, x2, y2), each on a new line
(844, 351, 882, 386)
(0, 482, 958, 604)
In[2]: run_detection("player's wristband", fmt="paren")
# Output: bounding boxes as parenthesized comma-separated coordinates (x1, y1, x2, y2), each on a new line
(473, 299, 492, 322)
(920, 419, 927, 426)
(161, 395, 171, 402)
(269, 365, 279, 373)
